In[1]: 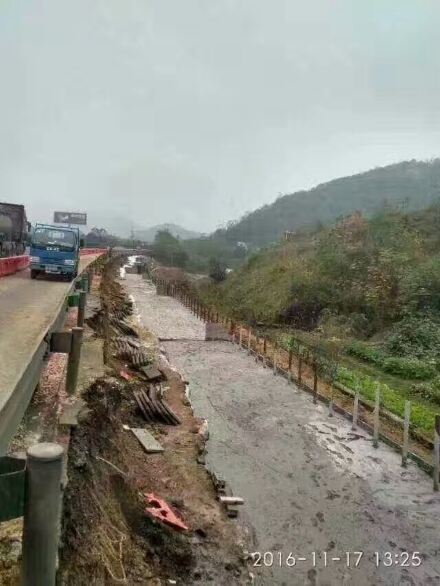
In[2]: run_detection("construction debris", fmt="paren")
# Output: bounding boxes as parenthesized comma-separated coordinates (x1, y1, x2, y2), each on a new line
(140, 366, 163, 382)
(210, 472, 241, 518)
(110, 316, 138, 337)
(133, 387, 181, 426)
(119, 369, 133, 381)
(130, 427, 164, 453)
(144, 493, 188, 531)
(219, 496, 244, 506)
(114, 337, 151, 368)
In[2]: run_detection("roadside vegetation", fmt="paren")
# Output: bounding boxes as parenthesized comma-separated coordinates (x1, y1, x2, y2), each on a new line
(195, 204, 440, 435)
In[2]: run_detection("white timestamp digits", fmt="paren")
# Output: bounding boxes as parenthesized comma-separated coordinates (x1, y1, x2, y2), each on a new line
(251, 551, 365, 568)
(251, 552, 297, 567)
(311, 551, 363, 567)
(375, 552, 422, 567)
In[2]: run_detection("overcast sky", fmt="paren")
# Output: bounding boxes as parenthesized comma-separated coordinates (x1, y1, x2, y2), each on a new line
(1, 1, 439, 235)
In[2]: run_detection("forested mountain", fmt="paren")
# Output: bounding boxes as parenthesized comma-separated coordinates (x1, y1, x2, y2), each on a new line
(212, 159, 440, 248)
(134, 223, 201, 243)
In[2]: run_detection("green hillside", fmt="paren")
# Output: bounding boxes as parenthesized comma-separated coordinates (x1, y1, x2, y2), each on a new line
(196, 204, 440, 430)
(208, 159, 440, 249)
(202, 205, 440, 327)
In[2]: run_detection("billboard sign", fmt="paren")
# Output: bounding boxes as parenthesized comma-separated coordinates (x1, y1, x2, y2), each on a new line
(53, 211, 87, 225)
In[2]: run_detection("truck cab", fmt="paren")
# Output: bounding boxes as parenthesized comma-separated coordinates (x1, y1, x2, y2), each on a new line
(29, 224, 83, 280)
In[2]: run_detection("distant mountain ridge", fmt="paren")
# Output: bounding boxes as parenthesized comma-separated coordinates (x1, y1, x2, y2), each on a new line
(211, 159, 440, 247)
(134, 223, 202, 243)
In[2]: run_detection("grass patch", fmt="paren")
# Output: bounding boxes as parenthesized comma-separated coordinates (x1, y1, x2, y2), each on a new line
(345, 341, 385, 365)
(336, 367, 437, 436)
(277, 331, 439, 436)
(382, 356, 437, 380)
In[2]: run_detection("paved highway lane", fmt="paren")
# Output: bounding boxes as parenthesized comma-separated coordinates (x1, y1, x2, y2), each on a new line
(0, 256, 99, 453)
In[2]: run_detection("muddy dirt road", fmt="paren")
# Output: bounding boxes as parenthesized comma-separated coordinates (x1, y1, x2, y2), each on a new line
(126, 274, 440, 586)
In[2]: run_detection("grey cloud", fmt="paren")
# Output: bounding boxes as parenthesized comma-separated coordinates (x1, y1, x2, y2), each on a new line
(0, 0, 439, 235)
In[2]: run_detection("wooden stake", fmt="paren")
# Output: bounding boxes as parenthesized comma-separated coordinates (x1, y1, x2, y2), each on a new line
(434, 416, 440, 492)
(402, 400, 411, 468)
(352, 393, 359, 430)
(313, 359, 318, 404)
(328, 398, 334, 417)
(373, 387, 380, 449)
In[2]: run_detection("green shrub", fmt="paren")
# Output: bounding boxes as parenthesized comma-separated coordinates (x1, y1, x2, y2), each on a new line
(412, 377, 440, 405)
(315, 354, 338, 383)
(346, 341, 384, 365)
(385, 316, 440, 360)
(382, 356, 436, 380)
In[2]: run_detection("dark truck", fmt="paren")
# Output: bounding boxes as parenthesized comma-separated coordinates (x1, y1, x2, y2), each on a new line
(0, 203, 29, 258)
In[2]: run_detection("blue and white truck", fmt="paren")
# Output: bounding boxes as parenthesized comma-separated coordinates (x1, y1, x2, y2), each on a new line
(29, 224, 83, 280)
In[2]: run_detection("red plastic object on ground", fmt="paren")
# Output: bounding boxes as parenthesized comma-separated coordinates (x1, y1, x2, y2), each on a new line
(119, 369, 133, 381)
(0, 255, 29, 278)
(144, 493, 188, 531)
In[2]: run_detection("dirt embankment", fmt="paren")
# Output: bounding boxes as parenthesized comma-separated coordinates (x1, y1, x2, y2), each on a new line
(59, 257, 250, 585)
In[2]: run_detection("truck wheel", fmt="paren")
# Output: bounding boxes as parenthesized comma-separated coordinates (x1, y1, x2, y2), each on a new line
(30, 269, 38, 279)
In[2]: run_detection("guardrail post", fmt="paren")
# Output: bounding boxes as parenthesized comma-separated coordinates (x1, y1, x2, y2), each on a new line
(402, 400, 411, 467)
(81, 274, 89, 293)
(273, 342, 277, 375)
(21, 443, 64, 586)
(298, 355, 303, 384)
(86, 270, 92, 292)
(239, 327, 243, 347)
(77, 291, 87, 327)
(66, 327, 83, 395)
(247, 328, 252, 354)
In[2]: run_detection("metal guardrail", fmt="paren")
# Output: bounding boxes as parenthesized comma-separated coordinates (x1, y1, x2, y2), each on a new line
(0, 254, 105, 455)
(0, 285, 72, 456)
